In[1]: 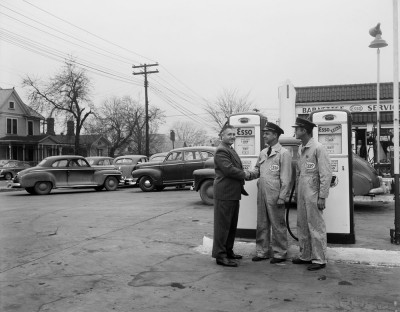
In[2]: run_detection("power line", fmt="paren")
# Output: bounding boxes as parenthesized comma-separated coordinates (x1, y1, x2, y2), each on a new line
(22, 0, 157, 63)
(1, 0, 217, 128)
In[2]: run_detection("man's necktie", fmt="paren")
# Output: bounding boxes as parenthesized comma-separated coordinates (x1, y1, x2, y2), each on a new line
(267, 146, 272, 156)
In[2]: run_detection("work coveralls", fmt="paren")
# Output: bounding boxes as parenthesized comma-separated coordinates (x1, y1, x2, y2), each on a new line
(296, 138, 332, 264)
(250, 143, 292, 259)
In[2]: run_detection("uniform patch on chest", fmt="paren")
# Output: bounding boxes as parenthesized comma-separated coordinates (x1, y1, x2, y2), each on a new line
(305, 162, 316, 170)
(269, 164, 280, 172)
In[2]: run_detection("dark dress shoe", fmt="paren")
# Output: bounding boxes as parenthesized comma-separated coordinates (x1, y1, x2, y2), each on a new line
(227, 253, 242, 260)
(216, 258, 238, 267)
(292, 258, 312, 264)
(307, 263, 326, 271)
(270, 258, 286, 264)
(252, 256, 268, 262)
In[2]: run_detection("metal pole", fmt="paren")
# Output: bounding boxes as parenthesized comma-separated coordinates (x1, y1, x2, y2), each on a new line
(144, 66, 150, 157)
(392, 0, 400, 244)
(377, 48, 381, 170)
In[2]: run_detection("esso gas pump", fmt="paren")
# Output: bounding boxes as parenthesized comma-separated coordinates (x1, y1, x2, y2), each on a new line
(228, 112, 268, 237)
(310, 109, 355, 244)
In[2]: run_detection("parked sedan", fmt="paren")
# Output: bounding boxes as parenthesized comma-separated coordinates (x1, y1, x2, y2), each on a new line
(113, 155, 148, 185)
(0, 161, 31, 180)
(85, 156, 114, 167)
(12, 155, 122, 195)
(132, 146, 216, 192)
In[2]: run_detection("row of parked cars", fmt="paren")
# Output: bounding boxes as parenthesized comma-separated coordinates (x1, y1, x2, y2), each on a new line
(7, 147, 216, 195)
(4, 140, 382, 202)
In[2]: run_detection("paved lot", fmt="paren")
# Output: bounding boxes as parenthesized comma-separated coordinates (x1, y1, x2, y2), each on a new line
(0, 186, 399, 312)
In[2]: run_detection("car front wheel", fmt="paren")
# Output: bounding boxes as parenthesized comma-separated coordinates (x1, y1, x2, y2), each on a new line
(34, 181, 52, 195)
(4, 172, 12, 180)
(104, 176, 118, 191)
(200, 179, 214, 206)
(139, 176, 155, 192)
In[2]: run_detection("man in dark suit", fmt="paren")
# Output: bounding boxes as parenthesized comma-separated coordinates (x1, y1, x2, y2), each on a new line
(212, 125, 249, 267)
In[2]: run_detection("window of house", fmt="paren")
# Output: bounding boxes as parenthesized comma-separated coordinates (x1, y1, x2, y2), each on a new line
(9, 102, 15, 109)
(6, 118, 17, 134)
(28, 121, 33, 135)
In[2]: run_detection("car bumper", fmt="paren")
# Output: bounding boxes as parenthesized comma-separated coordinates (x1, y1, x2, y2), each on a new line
(11, 183, 22, 188)
(119, 177, 138, 186)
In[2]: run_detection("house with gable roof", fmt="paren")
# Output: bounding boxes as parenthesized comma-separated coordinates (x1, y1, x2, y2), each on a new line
(0, 87, 111, 163)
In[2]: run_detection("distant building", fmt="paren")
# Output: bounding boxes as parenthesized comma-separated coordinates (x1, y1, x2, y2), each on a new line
(291, 82, 400, 165)
(0, 87, 111, 163)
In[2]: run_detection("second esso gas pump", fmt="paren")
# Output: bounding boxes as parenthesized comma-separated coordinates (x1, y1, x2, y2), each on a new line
(228, 112, 268, 237)
(310, 109, 355, 244)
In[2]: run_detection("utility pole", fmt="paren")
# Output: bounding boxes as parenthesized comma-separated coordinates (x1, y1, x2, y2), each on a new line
(132, 63, 159, 156)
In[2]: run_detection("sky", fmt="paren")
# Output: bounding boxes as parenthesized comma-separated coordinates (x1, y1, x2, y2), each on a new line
(0, 0, 397, 135)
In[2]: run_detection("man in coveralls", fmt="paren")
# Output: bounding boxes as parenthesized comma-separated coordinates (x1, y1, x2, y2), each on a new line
(248, 122, 292, 263)
(212, 125, 249, 267)
(292, 117, 332, 271)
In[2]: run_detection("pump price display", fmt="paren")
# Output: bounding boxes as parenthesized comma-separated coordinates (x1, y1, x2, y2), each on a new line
(318, 124, 342, 154)
(234, 127, 255, 155)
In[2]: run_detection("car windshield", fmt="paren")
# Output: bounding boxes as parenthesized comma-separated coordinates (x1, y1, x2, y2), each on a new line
(87, 159, 95, 165)
(0, 160, 10, 166)
(150, 156, 165, 161)
(3, 163, 16, 168)
(37, 159, 48, 167)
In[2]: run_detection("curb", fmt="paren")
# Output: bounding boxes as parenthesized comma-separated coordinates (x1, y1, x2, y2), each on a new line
(195, 236, 400, 267)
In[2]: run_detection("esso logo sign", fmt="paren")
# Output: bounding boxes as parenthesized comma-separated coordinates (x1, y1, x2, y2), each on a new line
(350, 105, 363, 112)
(236, 127, 254, 136)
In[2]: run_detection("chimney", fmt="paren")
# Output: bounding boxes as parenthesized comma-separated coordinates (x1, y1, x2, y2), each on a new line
(46, 118, 55, 135)
(67, 120, 74, 136)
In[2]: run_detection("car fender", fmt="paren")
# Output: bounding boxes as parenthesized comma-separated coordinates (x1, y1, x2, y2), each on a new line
(93, 170, 122, 184)
(193, 168, 215, 191)
(19, 171, 56, 188)
(131, 168, 162, 184)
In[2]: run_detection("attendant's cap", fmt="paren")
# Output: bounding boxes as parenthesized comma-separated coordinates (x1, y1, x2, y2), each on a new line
(262, 122, 284, 135)
(292, 117, 316, 130)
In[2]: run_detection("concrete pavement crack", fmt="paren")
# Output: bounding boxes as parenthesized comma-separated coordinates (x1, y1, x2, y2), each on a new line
(0, 206, 186, 274)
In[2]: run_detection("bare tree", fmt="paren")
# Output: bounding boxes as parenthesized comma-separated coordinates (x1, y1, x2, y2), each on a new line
(86, 95, 165, 156)
(204, 88, 256, 133)
(130, 105, 165, 155)
(172, 120, 209, 146)
(22, 58, 94, 154)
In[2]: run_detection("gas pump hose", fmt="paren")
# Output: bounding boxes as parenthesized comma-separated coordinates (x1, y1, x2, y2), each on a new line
(286, 182, 299, 241)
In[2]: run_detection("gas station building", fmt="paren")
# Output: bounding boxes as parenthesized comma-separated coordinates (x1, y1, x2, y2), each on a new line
(293, 82, 400, 174)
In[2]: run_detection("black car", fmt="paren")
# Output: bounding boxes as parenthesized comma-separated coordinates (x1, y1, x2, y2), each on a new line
(132, 146, 215, 192)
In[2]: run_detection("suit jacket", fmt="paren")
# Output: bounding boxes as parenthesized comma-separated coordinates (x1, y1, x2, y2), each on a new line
(214, 142, 246, 200)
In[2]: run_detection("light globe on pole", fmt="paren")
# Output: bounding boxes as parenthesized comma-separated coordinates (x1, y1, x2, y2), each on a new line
(369, 23, 388, 172)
